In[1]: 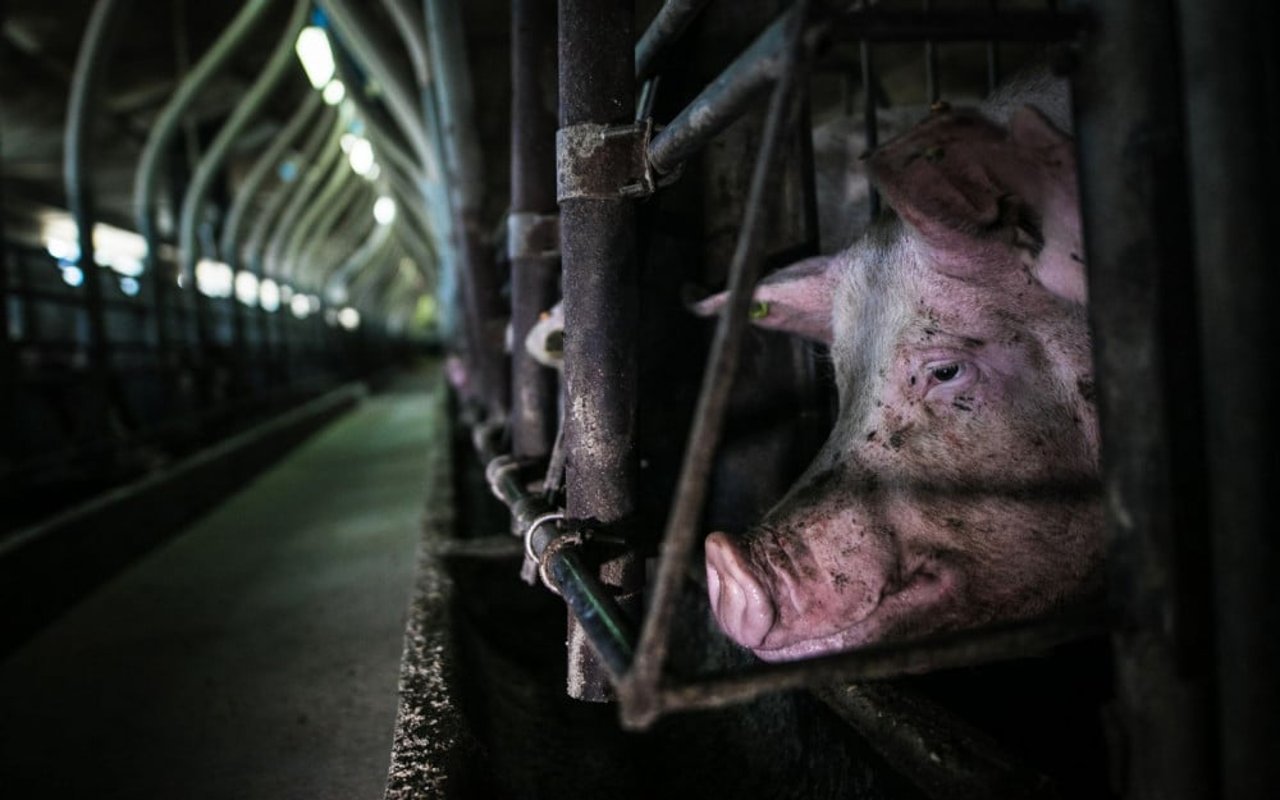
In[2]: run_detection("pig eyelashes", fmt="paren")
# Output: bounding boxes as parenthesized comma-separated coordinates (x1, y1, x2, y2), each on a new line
(920, 359, 978, 396)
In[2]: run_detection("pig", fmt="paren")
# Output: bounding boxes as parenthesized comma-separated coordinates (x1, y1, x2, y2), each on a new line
(695, 76, 1103, 662)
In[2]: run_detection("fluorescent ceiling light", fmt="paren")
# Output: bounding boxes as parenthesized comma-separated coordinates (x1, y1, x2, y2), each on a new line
(259, 279, 281, 312)
(348, 137, 375, 176)
(338, 307, 361, 331)
(322, 79, 345, 106)
(295, 26, 335, 89)
(373, 195, 397, 225)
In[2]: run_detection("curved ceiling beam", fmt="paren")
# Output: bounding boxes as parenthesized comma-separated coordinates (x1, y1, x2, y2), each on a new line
(177, 0, 311, 341)
(280, 151, 359, 281)
(288, 171, 367, 285)
(220, 91, 326, 271)
(260, 113, 346, 278)
(134, 0, 281, 265)
(317, 0, 437, 181)
(244, 106, 340, 279)
(297, 179, 373, 282)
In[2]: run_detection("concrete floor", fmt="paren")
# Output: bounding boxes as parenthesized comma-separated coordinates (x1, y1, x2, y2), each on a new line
(0, 370, 439, 799)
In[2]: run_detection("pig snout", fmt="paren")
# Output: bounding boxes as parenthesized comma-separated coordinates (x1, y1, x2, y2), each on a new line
(705, 518, 914, 660)
(705, 532, 776, 648)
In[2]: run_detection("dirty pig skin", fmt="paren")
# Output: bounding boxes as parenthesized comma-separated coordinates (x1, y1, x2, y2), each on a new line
(695, 78, 1102, 662)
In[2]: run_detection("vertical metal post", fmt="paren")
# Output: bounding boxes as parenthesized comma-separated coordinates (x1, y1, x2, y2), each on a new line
(1174, 0, 1279, 796)
(0, 176, 12, 459)
(65, 0, 133, 437)
(424, 0, 507, 418)
(985, 0, 1001, 93)
(558, 0, 641, 701)
(859, 39, 879, 218)
(1072, 1, 1215, 798)
(923, 0, 939, 104)
(509, 0, 559, 460)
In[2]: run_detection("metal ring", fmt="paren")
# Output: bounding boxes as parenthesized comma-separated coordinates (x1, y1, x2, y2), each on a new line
(524, 512, 565, 560)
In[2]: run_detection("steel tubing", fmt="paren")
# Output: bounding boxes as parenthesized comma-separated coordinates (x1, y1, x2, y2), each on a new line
(280, 155, 358, 280)
(647, 8, 1083, 176)
(558, 0, 642, 703)
(509, 0, 559, 460)
(220, 92, 325, 270)
(1173, 0, 1279, 795)
(297, 181, 373, 287)
(134, 0, 279, 354)
(64, 0, 134, 429)
(635, 0, 712, 81)
(1073, 2, 1216, 798)
(262, 116, 347, 278)
(317, 0, 437, 180)
(478, 443, 637, 683)
(177, 0, 310, 343)
(424, 0, 508, 416)
(622, 0, 811, 727)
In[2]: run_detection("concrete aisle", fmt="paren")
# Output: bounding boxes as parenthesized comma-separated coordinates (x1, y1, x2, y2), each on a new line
(0, 369, 441, 799)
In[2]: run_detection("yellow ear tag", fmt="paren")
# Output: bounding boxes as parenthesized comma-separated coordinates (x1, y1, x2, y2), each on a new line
(749, 300, 771, 320)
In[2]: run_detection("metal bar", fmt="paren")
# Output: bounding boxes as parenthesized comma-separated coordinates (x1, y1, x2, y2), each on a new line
(221, 94, 326, 366)
(318, 0, 435, 177)
(477, 440, 638, 683)
(297, 182, 372, 288)
(280, 155, 358, 280)
(860, 38, 879, 218)
(290, 174, 366, 286)
(64, 0, 134, 436)
(425, 0, 508, 418)
(316, 200, 376, 296)
(647, 6, 814, 176)
(545, 549, 636, 679)
(244, 110, 339, 279)
(814, 682, 1059, 800)
(262, 117, 347, 279)
(647, 8, 1082, 176)
(621, 0, 811, 728)
(1072, 2, 1216, 798)
(634, 0, 712, 81)
(177, 0, 310, 344)
(985, 0, 1002, 93)
(134, 0, 279, 358)
(328, 200, 394, 290)
(923, 0, 939, 103)
(654, 607, 1102, 716)
(0, 183, 13, 458)
(509, 0, 559, 460)
(1173, 0, 1279, 795)
(558, 0, 642, 702)
(378, 0, 430, 88)
(827, 9, 1084, 43)
(219, 92, 324, 269)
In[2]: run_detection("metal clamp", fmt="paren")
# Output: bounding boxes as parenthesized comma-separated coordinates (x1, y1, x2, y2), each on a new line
(556, 118, 682, 202)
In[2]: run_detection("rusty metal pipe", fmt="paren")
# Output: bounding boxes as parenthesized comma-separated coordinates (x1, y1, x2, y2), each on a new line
(509, 0, 560, 460)
(635, 0, 712, 80)
(557, 0, 643, 703)
(623, 0, 812, 725)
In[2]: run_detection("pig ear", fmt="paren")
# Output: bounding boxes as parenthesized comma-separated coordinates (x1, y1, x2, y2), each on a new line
(1008, 106, 1088, 303)
(691, 254, 840, 344)
(869, 106, 1087, 304)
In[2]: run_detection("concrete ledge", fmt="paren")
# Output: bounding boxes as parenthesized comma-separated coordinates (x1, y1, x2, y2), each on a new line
(0, 382, 367, 656)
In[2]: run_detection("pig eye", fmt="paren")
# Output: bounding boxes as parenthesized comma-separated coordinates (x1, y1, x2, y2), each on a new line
(930, 363, 962, 382)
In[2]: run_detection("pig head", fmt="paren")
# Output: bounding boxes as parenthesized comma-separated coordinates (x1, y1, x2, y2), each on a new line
(694, 104, 1103, 661)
